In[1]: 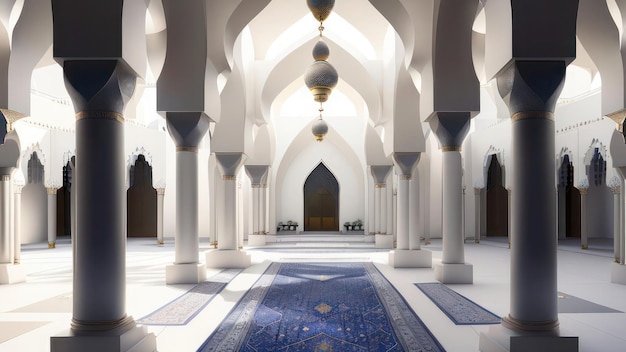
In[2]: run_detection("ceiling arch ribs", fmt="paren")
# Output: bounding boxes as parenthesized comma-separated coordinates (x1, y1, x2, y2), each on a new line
(260, 36, 381, 128)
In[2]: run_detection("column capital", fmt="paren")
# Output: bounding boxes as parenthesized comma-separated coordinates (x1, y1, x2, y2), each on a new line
(375, 183, 387, 188)
(47, 187, 58, 195)
(245, 165, 270, 185)
(578, 187, 588, 195)
(156, 188, 165, 195)
(474, 187, 482, 195)
(166, 112, 210, 149)
(251, 183, 262, 188)
(428, 112, 472, 148)
(63, 60, 137, 114)
(370, 165, 392, 184)
(0, 175, 9, 182)
(392, 152, 420, 179)
(496, 61, 566, 115)
(215, 152, 247, 178)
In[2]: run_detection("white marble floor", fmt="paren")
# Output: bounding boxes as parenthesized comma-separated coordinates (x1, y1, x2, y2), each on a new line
(1, 236, 625, 352)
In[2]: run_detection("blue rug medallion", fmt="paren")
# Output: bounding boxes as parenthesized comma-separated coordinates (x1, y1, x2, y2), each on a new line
(414, 283, 501, 325)
(198, 262, 445, 351)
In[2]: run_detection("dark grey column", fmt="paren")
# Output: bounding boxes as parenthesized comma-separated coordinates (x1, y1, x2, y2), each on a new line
(63, 60, 136, 332)
(497, 60, 565, 333)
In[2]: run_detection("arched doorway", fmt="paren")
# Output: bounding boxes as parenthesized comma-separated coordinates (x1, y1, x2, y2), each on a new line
(304, 163, 339, 232)
(127, 154, 157, 237)
(585, 148, 612, 241)
(557, 155, 580, 238)
(486, 155, 508, 237)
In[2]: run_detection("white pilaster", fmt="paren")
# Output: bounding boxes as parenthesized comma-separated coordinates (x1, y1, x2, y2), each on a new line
(579, 187, 588, 250)
(13, 185, 22, 264)
(611, 185, 620, 262)
(166, 150, 205, 284)
(474, 188, 482, 243)
(207, 153, 251, 269)
(47, 187, 58, 248)
(156, 188, 164, 245)
(436, 149, 472, 284)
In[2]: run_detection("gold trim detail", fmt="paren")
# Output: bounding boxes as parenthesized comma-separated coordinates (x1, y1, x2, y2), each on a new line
(13, 259, 19, 264)
(1, 175, 10, 181)
(251, 184, 262, 188)
(48, 242, 56, 249)
(511, 111, 554, 123)
(76, 111, 124, 123)
(176, 146, 198, 153)
(375, 183, 386, 188)
(223, 175, 237, 181)
(399, 175, 412, 181)
(156, 188, 165, 195)
(607, 108, 626, 133)
(442, 146, 461, 152)
(578, 188, 588, 195)
(46, 187, 58, 195)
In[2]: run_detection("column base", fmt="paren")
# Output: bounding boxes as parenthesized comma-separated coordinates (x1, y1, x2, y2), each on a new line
(205, 249, 251, 269)
(0, 263, 26, 284)
(435, 262, 473, 284)
(479, 325, 578, 352)
(610, 262, 626, 285)
(388, 250, 432, 268)
(247, 234, 266, 247)
(375, 234, 393, 248)
(51, 322, 156, 352)
(49, 242, 56, 249)
(165, 263, 206, 285)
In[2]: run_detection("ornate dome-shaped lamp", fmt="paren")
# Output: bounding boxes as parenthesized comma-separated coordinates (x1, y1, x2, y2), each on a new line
(304, 0, 337, 142)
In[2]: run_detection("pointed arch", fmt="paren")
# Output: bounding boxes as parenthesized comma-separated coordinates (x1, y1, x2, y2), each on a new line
(303, 162, 339, 231)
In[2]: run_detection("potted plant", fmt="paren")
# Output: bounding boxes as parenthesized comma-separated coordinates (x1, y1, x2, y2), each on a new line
(344, 221, 352, 231)
(277, 222, 283, 232)
(353, 219, 363, 230)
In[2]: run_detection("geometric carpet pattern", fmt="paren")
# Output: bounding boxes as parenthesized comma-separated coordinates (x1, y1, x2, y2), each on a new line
(198, 262, 445, 351)
(138, 269, 241, 326)
(414, 283, 501, 325)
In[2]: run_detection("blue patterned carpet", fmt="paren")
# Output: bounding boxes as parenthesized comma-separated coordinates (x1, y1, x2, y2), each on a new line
(414, 283, 501, 325)
(198, 262, 445, 351)
(138, 269, 241, 325)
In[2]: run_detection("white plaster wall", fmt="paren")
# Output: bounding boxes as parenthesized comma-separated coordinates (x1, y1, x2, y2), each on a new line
(275, 140, 364, 231)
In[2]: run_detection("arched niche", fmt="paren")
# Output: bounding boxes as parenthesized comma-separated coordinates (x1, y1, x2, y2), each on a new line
(557, 154, 580, 239)
(585, 146, 613, 242)
(56, 157, 73, 236)
(303, 163, 339, 232)
(21, 152, 47, 244)
(485, 154, 508, 237)
(127, 154, 157, 237)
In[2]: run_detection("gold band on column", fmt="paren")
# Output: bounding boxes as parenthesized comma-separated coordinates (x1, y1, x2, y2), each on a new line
(399, 175, 412, 181)
(1, 175, 9, 181)
(223, 175, 237, 181)
(251, 184, 262, 188)
(76, 111, 124, 123)
(156, 188, 165, 195)
(442, 146, 461, 152)
(511, 111, 554, 123)
(176, 146, 198, 152)
(375, 183, 386, 188)
(474, 188, 482, 195)
(579, 188, 588, 195)
(48, 242, 56, 249)
(47, 187, 58, 195)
